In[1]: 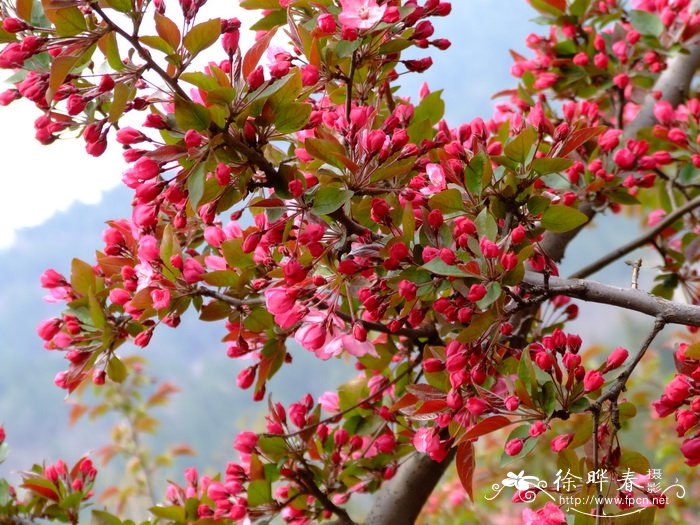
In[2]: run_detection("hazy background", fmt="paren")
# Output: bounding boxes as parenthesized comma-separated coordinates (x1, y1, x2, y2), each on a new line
(0, 0, 664, 518)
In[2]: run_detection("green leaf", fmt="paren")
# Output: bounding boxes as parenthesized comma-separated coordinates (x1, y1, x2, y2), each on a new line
(88, 289, 106, 329)
(202, 271, 239, 287)
(109, 81, 133, 123)
(476, 282, 502, 309)
(312, 187, 354, 215)
(464, 151, 492, 196)
(413, 90, 444, 126)
(247, 479, 272, 507)
(183, 18, 221, 57)
(428, 189, 463, 213)
(174, 97, 211, 131)
(528, 195, 551, 215)
(53, 7, 86, 37)
(500, 424, 539, 465)
(504, 126, 536, 164)
(47, 52, 83, 104)
(304, 137, 354, 170)
(139, 35, 174, 54)
(98, 31, 124, 71)
(222, 239, 256, 269)
(531, 157, 573, 175)
(421, 258, 470, 277)
(475, 207, 498, 240)
(0, 479, 10, 505)
(107, 355, 128, 383)
(104, 0, 132, 12)
(274, 102, 312, 134)
(187, 163, 206, 208)
(90, 510, 122, 525)
(71, 258, 95, 295)
(149, 506, 186, 522)
(629, 10, 664, 37)
(250, 8, 286, 31)
(541, 205, 589, 233)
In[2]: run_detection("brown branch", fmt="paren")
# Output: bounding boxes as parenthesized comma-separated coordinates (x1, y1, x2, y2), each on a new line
(297, 459, 357, 525)
(364, 448, 456, 525)
(196, 287, 264, 306)
(521, 271, 700, 326)
(570, 194, 700, 279)
(590, 319, 665, 413)
(90, 4, 191, 101)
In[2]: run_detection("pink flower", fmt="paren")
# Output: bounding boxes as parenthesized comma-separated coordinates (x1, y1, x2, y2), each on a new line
(583, 370, 604, 392)
(264, 287, 297, 315)
(550, 433, 573, 452)
(151, 288, 171, 309)
(426, 163, 446, 192)
(295, 322, 327, 351)
(412, 427, 449, 462)
(233, 431, 258, 454)
(522, 502, 567, 525)
(338, 0, 386, 30)
(318, 392, 340, 413)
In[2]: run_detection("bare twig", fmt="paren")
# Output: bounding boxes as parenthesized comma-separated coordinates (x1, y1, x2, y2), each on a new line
(570, 194, 700, 279)
(590, 319, 665, 412)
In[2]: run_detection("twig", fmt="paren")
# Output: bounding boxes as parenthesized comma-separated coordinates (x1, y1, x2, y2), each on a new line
(90, 4, 190, 101)
(590, 319, 665, 412)
(196, 287, 264, 306)
(297, 458, 356, 525)
(570, 195, 700, 279)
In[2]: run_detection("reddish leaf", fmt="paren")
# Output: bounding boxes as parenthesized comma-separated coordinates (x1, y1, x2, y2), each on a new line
(145, 145, 187, 162)
(456, 442, 476, 501)
(250, 198, 286, 208)
(558, 126, 606, 158)
(542, 0, 566, 10)
(406, 383, 445, 401)
(390, 392, 418, 412)
(459, 415, 512, 443)
(413, 399, 448, 415)
(243, 28, 278, 79)
(22, 482, 59, 501)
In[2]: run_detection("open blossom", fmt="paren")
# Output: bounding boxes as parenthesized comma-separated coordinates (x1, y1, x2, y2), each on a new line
(339, 0, 386, 30)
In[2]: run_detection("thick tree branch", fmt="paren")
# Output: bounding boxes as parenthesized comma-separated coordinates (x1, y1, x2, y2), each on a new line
(521, 271, 700, 326)
(364, 449, 456, 525)
(570, 194, 700, 279)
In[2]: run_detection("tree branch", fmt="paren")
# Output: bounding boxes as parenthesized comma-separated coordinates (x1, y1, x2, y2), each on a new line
(590, 318, 665, 412)
(364, 448, 456, 525)
(521, 271, 700, 326)
(90, 4, 191, 101)
(570, 194, 700, 279)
